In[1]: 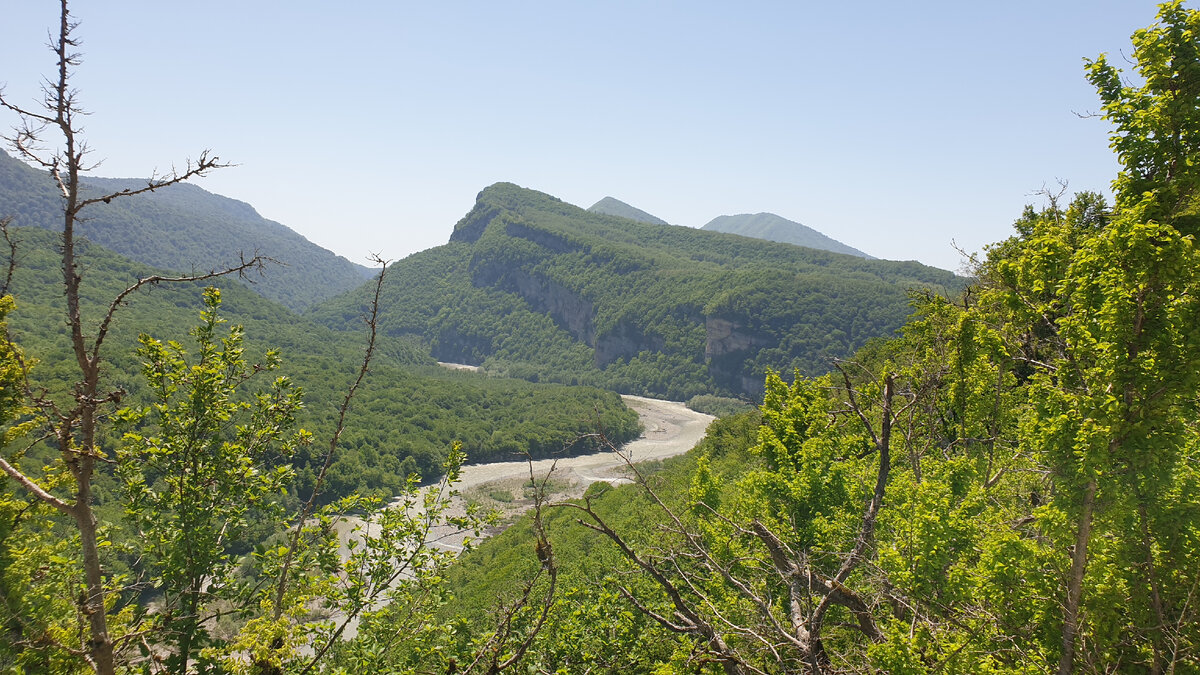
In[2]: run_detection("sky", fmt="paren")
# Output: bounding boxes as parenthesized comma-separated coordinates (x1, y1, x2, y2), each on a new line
(0, 0, 1175, 272)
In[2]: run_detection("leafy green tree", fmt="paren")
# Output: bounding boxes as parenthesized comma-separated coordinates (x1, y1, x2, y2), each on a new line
(115, 287, 309, 671)
(979, 189, 1200, 672)
(973, 5, 1200, 669)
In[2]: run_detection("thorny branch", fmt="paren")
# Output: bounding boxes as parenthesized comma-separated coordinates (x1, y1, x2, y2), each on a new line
(274, 254, 389, 624)
(464, 458, 560, 675)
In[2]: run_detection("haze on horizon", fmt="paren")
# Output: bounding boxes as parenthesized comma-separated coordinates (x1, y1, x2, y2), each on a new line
(0, 0, 1168, 272)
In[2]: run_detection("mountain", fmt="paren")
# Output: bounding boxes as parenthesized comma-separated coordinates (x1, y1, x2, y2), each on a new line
(702, 212, 873, 258)
(310, 183, 963, 398)
(0, 150, 373, 311)
(587, 196, 669, 225)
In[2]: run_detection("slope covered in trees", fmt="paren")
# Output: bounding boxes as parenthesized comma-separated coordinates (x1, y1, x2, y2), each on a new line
(702, 211, 873, 258)
(1, 226, 639, 500)
(0, 149, 372, 311)
(310, 185, 961, 399)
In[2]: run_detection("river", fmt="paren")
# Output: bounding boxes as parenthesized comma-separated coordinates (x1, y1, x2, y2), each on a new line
(327, 395, 714, 638)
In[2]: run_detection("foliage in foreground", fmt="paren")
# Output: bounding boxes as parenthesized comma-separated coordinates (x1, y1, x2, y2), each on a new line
(0, 284, 499, 673)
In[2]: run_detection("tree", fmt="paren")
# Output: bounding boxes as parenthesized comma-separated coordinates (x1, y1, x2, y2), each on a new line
(114, 287, 308, 671)
(982, 189, 1200, 672)
(1001, 5, 1200, 669)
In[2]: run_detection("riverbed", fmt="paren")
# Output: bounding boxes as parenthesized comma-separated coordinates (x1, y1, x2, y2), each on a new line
(328, 394, 714, 638)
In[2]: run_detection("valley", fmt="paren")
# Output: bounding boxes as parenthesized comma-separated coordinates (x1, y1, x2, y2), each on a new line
(4, 2, 1199, 666)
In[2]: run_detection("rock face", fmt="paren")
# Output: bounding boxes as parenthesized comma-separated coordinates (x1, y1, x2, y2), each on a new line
(704, 317, 773, 359)
(595, 321, 664, 367)
(705, 317, 776, 395)
(462, 214, 678, 370)
(475, 262, 596, 345)
(449, 202, 500, 244)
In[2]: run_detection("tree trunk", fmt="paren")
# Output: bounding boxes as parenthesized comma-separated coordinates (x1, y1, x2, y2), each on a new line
(1057, 477, 1097, 675)
(74, 465, 115, 675)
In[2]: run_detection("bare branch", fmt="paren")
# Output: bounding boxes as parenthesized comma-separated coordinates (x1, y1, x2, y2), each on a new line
(274, 255, 389, 624)
(463, 457, 560, 674)
(75, 150, 232, 210)
(836, 373, 894, 583)
(833, 360, 881, 450)
(562, 500, 747, 675)
(91, 252, 276, 360)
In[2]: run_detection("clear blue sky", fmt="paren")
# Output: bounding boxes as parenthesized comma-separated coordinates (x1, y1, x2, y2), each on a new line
(0, 1, 1170, 272)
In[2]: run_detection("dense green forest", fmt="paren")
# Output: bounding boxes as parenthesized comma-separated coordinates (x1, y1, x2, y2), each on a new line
(310, 185, 960, 399)
(0, 150, 372, 311)
(1, 226, 640, 501)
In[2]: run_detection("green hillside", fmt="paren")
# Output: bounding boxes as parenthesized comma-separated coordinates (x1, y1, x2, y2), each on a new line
(310, 183, 963, 399)
(0, 150, 372, 311)
(587, 196, 669, 225)
(702, 212, 873, 258)
(2, 226, 640, 502)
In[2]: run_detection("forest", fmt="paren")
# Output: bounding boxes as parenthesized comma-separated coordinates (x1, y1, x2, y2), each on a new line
(1, 1, 1199, 673)
(309, 183, 960, 400)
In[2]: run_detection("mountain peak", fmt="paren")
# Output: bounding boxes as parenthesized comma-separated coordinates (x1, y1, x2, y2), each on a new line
(587, 197, 668, 226)
(702, 212, 872, 258)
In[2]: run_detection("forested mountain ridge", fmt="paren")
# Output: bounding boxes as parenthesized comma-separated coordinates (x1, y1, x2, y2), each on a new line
(310, 182, 962, 398)
(587, 196, 669, 225)
(0, 149, 372, 311)
(702, 211, 873, 258)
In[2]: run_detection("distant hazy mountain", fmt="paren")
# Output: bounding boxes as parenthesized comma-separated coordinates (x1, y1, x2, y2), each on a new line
(702, 212, 872, 259)
(587, 196, 669, 225)
(0, 150, 372, 311)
